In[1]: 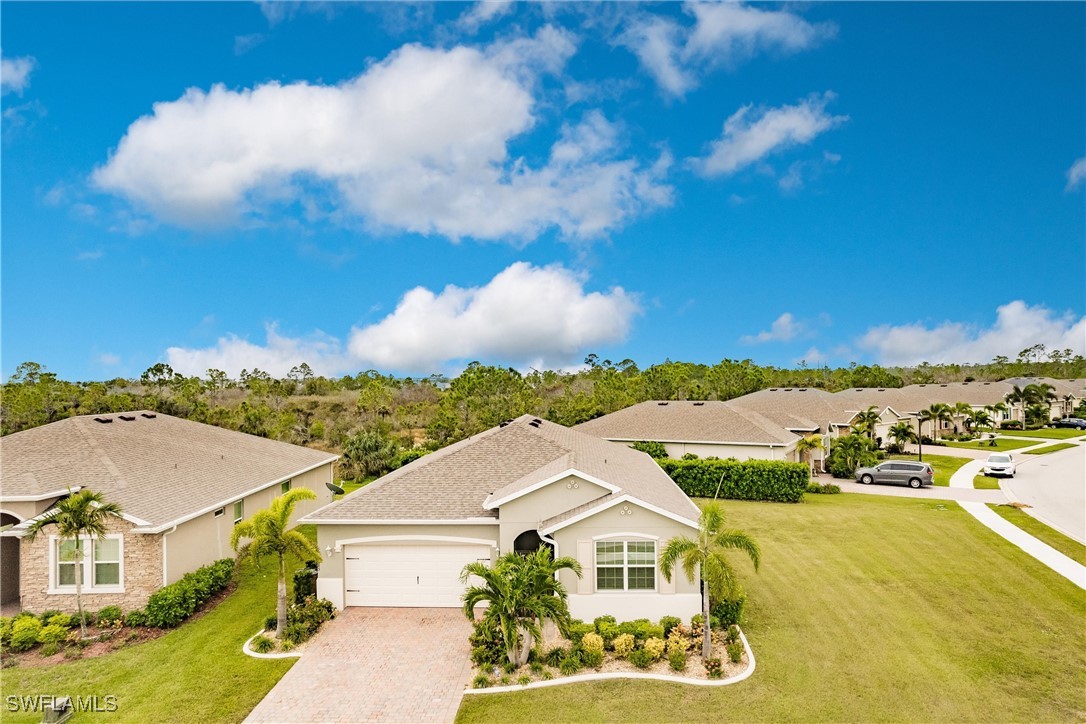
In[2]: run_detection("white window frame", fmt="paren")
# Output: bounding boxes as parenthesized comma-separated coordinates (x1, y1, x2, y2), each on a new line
(280, 479, 292, 495)
(48, 534, 125, 594)
(594, 539, 657, 593)
(233, 500, 244, 525)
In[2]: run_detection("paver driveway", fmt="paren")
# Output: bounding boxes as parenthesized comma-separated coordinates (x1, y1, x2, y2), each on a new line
(246, 608, 474, 724)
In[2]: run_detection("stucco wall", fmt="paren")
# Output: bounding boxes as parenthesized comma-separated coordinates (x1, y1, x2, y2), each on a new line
(660, 441, 796, 462)
(0, 499, 58, 522)
(549, 503, 701, 621)
(497, 475, 610, 552)
(19, 516, 162, 614)
(164, 462, 333, 584)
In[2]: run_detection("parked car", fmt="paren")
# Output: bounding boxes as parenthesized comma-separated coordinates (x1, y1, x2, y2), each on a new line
(983, 453, 1016, 477)
(855, 461, 934, 488)
(1052, 417, 1086, 430)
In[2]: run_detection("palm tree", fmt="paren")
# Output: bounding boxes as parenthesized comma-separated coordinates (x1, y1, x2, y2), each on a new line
(795, 434, 825, 476)
(831, 434, 873, 473)
(985, 402, 1008, 428)
(888, 421, 917, 451)
(919, 403, 952, 441)
(1004, 386, 1028, 424)
(461, 547, 582, 666)
(24, 489, 125, 638)
(659, 502, 760, 660)
(1025, 403, 1050, 429)
(952, 402, 974, 434)
(851, 406, 881, 441)
(968, 409, 992, 432)
(231, 488, 321, 639)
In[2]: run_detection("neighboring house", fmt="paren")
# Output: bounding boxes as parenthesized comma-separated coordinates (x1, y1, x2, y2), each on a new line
(0, 412, 337, 613)
(573, 400, 801, 462)
(302, 415, 703, 621)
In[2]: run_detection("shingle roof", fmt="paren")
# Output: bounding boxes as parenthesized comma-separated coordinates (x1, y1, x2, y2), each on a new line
(302, 416, 699, 525)
(0, 412, 337, 530)
(723, 388, 854, 432)
(573, 401, 799, 445)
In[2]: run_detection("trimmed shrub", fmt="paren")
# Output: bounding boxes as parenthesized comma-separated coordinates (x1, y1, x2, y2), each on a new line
(265, 615, 278, 632)
(668, 648, 687, 672)
(38, 624, 68, 646)
(726, 640, 744, 664)
(581, 648, 604, 668)
(643, 637, 666, 661)
(630, 440, 669, 459)
(517, 675, 532, 686)
(145, 558, 234, 628)
(472, 674, 491, 689)
(543, 646, 568, 667)
(628, 648, 654, 669)
(469, 616, 507, 667)
(10, 617, 42, 652)
(0, 617, 12, 645)
(291, 560, 320, 605)
(711, 592, 746, 628)
(726, 624, 740, 644)
(612, 633, 635, 658)
(704, 657, 723, 679)
(806, 482, 841, 494)
(73, 610, 95, 628)
(657, 458, 808, 503)
(283, 596, 336, 645)
(659, 616, 681, 639)
(1000, 420, 1023, 430)
(39, 610, 62, 624)
(593, 615, 619, 646)
(46, 614, 73, 629)
(124, 610, 148, 628)
(529, 661, 545, 675)
(40, 642, 61, 657)
(282, 622, 309, 645)
(581, 632, 604, 653)
(96, 606, 124, 626)
(666, 631, 691, 655)
(559, 656, 582, 675)
(567, 621, 595, 647)
(251, 635, 275, 653)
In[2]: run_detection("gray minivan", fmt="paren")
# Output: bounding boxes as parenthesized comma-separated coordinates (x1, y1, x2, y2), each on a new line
(854, 461, 934, 488)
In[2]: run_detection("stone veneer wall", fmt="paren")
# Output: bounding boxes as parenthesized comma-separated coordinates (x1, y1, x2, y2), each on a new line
(19, 516, 163, 614)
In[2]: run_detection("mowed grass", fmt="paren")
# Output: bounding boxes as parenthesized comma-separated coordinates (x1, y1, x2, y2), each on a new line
(2, 527, 318, 723)
(943, 437, 1038, 452)
(889, 452, 971, 486)
(1024, 442, 1078, 455)
(989, 428, 1086, 440)
(457, 495, 1086, 723)
(988, 504, 1086, 566)
(973, 474, 1003, 490)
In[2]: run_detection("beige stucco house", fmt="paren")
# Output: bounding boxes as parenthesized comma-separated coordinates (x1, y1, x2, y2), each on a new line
(303, 415, 703, 621)
(0, 412, 337, 613)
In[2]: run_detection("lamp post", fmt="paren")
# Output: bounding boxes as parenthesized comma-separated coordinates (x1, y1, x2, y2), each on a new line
(916, 417, 923, 463)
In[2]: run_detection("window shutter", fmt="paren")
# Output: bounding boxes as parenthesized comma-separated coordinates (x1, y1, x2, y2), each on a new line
(576, 540, 592, 594)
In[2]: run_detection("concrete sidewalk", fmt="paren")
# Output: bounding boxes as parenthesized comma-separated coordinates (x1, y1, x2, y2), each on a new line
(833, 480, 1007, 503)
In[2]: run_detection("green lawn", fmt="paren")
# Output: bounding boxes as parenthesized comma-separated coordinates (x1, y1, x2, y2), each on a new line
(1023, 442, 1078, 455)
(984, 428, 1086, 440)
(333, 476, 375, 499)
(457, 495, 1085, 723)
(988, 504, 1086, 566)
(942, 437, 1037, 452)
(972, 474, 1003, 490)
(889, 452, 971, 486)
(2, 528, 317, 723)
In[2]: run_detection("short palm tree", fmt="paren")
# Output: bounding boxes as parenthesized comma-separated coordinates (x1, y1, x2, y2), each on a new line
(919, 403, 952, 440)
(952, 402, 974, 434)
(659, 502, 760, 660)
(1005, 386, 1028, 424)
(888, 421, 917, 450)
(985, 402, 1008, 427)
(852, 406, 881, 441)
(24, 489, 125, 638)
(461, 547, 582, 666)
(231, 488, 321, 639)
(968, 409, 992, 432)
(832, 433, 874, 473)
(795, 434, 825, 476)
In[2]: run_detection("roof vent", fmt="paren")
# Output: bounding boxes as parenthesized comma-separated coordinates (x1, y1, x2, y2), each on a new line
(799, 388, 807, 391)
(983, 382, 990, 385)
(918, 384, 926, 387)
(877, 388, 885, 392)
(693, 402, 705, 406)
(940, 384, 947, 387)
(658, 402, 668, 406)
(769, 388, 778, 391)
(93, 416, 113, 424)
(499, 421, 510, 427)
(531, 418, 542, 425)
(141, 413, 157, 419)
(784, 388, 792, 392)
(118, 414, 136, 421)
(528, 420, 542, 428)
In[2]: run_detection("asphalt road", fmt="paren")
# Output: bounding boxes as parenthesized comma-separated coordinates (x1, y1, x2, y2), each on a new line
(1002, 442, 1086, 544)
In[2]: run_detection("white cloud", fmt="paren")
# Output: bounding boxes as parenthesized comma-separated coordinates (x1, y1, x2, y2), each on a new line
(798, 347, 825, 365)
(76, 250, 103, 261)
(857, 301, 1086, 366)
(740, 312, 803, 344)
(98, 353, 121, 366)
(456, 1, 514, 34)
(1, 54, 35, 96)
(619, 3, 835, 98)
(1066, 157, 1086, 191)
(93, 28, 670, 241)
(166, 262, 640, 376)
(692, 92, 847, 177)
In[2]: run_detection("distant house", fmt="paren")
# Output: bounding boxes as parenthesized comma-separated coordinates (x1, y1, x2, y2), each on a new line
(302, 415, 704, 621)
(0, 412, 337, 613)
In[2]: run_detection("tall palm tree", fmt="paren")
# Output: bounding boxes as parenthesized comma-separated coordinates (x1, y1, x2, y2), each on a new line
(231, 488, 321, 639)
(952, 402, 974, 434)
(1004, 386, 1028, 424)
(851, 406, 881, 441)
(24, 489, 125, 638)
(968, 409, 992, 432)
(795, 434, 825, 476)
(659, 502, 760, 659)
(888, 421, 917, 451)
(985, 402, 1008, 427)
(919, 403, 952, 440)
(461, 547, 582, 666)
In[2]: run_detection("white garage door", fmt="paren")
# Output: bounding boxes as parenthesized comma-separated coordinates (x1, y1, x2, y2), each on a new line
(344, 542, 493, 607)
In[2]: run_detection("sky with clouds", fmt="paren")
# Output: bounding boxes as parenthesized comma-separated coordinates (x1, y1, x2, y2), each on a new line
(1, 2, 1083, 379)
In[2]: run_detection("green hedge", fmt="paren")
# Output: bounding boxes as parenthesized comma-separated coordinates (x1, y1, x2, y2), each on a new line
(143, 558, 234, 628)
(657, 458, 808, 503)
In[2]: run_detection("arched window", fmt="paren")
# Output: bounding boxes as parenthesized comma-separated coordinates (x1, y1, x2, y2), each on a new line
(513, 529, 553, 556)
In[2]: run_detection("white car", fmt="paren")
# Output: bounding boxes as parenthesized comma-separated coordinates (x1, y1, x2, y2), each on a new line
(983, 453, 1016, 478)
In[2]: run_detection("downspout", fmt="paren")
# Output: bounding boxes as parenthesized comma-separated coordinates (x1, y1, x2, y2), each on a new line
(161, 525, 178, 586)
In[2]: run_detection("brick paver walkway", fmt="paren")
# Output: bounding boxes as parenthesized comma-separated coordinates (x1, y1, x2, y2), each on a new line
(245, 608, 474, 724)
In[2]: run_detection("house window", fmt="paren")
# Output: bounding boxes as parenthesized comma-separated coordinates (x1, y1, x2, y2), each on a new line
(595, 540, 656, 592)
(233, 501, 244, 525)
(280, 480, 291, 495)
(214, 508, 225, 518)
(54, 535, 123, 591)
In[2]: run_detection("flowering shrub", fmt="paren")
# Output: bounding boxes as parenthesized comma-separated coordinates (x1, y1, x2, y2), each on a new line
(704, 657, 723, 679)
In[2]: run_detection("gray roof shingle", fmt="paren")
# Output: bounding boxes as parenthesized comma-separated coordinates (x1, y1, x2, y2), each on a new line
(0, 412, 337, 529)
(573, 400, 799, 445)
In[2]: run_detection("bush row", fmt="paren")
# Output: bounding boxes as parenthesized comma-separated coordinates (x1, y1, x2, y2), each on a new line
(656, 458, 808, 503)
(143, 558, 235, 628)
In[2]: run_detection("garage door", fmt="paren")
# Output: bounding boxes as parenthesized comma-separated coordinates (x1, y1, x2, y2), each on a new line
(344, 542, 493, 607)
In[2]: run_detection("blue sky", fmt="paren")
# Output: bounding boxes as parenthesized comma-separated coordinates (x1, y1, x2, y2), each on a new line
(2, 1, 1084, 380)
